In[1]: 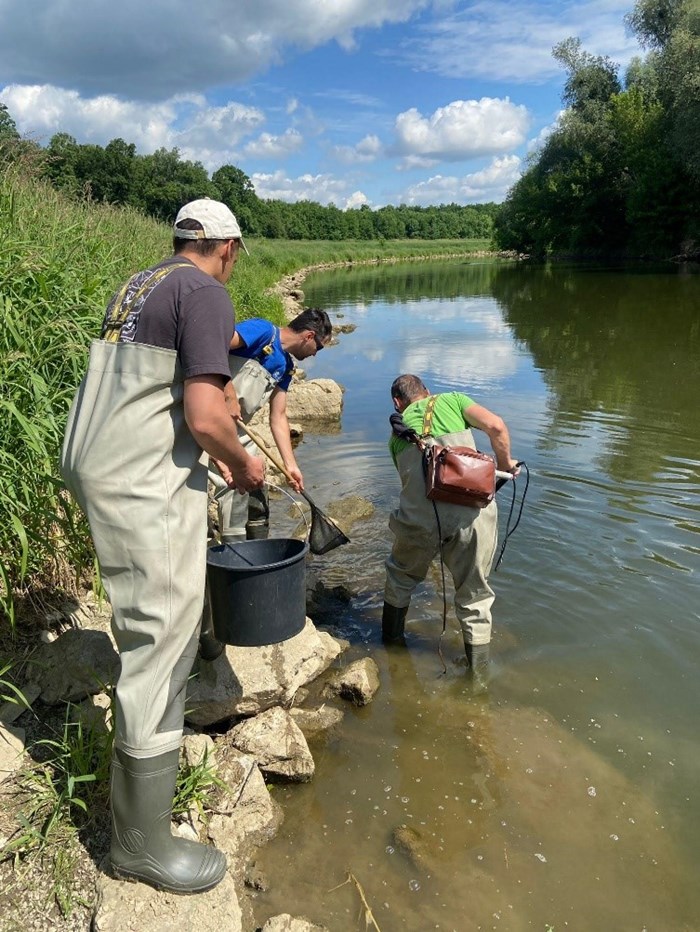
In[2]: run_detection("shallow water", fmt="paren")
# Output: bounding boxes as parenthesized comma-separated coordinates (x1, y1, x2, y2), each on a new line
(255, 259, 700, 931)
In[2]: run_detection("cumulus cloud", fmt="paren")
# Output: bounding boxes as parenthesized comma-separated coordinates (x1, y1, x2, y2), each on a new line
(333, 134, 382, 164)
(0, 83, 266, 169)
(244, 129, 304, 159)
(345, 190, 371, 209)
(0, 0, 430, 100)
(394, 0, 639, 83)
(251, 169, 367, 207)
(1, 84, 176, 150)
(396, 154, 522, 205)
(393, 98, 530, 162)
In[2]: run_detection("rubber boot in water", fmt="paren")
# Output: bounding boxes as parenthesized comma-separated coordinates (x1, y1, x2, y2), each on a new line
(382, 603, 408, 645)
(245, 518, 269, 540)
(198, 584, 223, 662)
(246, 488, 270, 540)
(110, 746, 227, 894)
(465, 642, 490, 692)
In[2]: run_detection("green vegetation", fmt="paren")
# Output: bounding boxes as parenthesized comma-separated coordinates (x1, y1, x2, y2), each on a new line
(494, 0, 700, 257)
(0, 159, 491, 627)
(1, 102, 498, 242)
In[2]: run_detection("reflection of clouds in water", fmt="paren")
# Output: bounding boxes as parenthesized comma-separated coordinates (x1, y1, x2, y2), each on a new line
(402, 298, 511, 336)
(363, 348, 385, 362)
(401, 338, 518, 387)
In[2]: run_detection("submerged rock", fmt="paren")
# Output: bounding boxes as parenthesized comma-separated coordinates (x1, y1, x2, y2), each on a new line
(322, 657, 380, 707)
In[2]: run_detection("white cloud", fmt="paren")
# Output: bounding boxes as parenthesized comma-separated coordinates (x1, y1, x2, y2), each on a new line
(527, 109, 565, 153)
(0, 83, 267, 169)
(244, 129, 304, 159)
(394, 0, 640, 83)
(345, 190, 371, 209)
(393, 98, 530, 162)
(396, 154, 522, 205)
(251, 169, 362, 206)
(333, 134, 382, 164)
(0, 0, 431, 100)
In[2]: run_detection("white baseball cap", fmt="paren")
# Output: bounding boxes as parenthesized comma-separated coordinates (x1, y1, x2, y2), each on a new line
(173, 198, 249, 254)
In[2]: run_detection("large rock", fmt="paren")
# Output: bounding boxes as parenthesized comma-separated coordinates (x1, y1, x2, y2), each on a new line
(207, 747, 283, 873)
(92, 864, 242, 932)
(285, 378, 343, 420)
(228, 707, 314, 783)
(322, 658, 380, 707)
(186, 619, 344, 726)
(26, 628, 119, 704)
(289, 704, 344, 741)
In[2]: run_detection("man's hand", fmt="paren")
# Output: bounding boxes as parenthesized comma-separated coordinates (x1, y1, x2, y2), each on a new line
(235, 454, 265, 493)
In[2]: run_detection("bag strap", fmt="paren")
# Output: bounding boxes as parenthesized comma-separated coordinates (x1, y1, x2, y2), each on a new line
(421, 395, 438, 440)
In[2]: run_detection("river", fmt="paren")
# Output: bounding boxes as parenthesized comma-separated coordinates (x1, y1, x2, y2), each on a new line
(254, 258, 700, 931)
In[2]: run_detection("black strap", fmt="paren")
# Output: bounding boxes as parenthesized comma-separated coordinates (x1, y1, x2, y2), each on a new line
(389, 412, 422, 445)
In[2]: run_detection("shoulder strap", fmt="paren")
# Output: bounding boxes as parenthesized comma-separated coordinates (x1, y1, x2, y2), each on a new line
(253, 326, 278, 364)
(102, 261, 192, 343)
(421, 395, 438, 439)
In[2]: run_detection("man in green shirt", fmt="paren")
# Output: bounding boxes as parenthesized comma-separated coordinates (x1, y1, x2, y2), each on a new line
(384, 374, 518, 681)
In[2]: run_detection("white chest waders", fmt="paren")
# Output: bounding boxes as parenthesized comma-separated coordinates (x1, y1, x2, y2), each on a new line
(62, 334, 228, 895)
(384, 428, 498, 648)
(210, 354, 277, 541)
(61, 340, 208, 758)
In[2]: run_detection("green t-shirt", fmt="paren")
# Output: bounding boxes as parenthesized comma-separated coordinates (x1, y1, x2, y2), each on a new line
(389, 392, 475, 467)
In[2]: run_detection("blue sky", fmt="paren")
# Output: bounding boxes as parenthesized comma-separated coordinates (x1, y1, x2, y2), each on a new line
(0, 1, 642, 209)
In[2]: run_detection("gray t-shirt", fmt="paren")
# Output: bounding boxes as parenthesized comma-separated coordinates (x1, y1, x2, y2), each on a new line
(100, 256, 234, 381)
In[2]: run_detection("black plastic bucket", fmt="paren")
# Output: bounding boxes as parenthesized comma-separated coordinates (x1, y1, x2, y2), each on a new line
(206, 538, 309, 647)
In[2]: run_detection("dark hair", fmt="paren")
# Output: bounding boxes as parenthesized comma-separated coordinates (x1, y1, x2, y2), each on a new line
(391, 374, 428, 404)
(172, 218, 234, 257)
(288, 308, 332, 341)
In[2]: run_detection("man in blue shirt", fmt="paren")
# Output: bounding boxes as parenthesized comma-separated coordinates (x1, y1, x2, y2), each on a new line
(217, 307, 332, 539)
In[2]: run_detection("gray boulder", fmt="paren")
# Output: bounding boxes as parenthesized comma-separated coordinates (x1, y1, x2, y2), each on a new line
(186, 619, 344, 726)
(229, 707, 314, 783)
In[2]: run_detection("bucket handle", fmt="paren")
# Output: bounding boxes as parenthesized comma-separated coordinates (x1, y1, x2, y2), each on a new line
(268, 481, 311, 541)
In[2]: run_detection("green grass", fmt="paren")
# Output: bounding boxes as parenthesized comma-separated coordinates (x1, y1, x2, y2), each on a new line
(0, 159, 493, 629)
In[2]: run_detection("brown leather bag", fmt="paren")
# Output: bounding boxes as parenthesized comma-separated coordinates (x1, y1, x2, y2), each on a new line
(419, 394, 496, 508)
(424, 444, 496, 508)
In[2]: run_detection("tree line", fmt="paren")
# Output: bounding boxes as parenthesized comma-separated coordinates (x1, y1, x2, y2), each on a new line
(0, 107, 497, 242)
(494, 0, 700, 258)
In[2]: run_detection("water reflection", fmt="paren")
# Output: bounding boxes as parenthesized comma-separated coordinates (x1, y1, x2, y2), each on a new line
(256, 259, 699, 930)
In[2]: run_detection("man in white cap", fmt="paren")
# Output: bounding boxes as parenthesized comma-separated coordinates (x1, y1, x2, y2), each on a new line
(61, 198, 264, 894)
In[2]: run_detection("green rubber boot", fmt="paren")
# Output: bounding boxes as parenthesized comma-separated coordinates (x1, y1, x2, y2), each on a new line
(382, 603, 408, 645)
(110, 747, 227, 894)
(465, 642, 491, 692)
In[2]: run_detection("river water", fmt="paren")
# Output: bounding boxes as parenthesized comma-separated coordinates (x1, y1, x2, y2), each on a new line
(254, 259, 700, 931)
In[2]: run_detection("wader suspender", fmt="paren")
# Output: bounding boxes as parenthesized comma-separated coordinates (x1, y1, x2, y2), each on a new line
(248, 327, 293, 382)
(253, 327, 277, 365)
(101, 262, 192, 343)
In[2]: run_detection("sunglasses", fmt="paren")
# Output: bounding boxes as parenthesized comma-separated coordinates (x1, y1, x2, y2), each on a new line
(312, 333, 325, 351)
